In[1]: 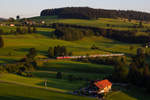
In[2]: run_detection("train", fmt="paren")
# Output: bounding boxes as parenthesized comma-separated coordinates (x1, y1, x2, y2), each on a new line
(56, 54, 125, 59)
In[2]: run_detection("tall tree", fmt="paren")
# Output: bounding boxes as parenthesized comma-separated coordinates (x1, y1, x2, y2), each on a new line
(128, 63, 139, 85)
(56, 72, 62, 79)
(48, 47, 54, 58)
(143, 64, 150, 87)
(0, 29, 4, 35)
(16, 15, 20, 20)
(128, 54, 147, 85)
(27, 26, 31, 33)
(33, 26, 37, 33)
(16, 27, 22, 34)
(0, 36, 4, 48)
(139, 21, 143, 28)
(61, 46, 67, 56)
(26, 48, 37, 59)
(8, 17, 15, 22)
(112, 58, 128, 82)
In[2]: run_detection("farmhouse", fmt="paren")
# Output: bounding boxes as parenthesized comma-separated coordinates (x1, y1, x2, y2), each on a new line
(10, 24, 15, 27)
(41, 21, 45, 24)
(76, 79, 112, 97)
(146, 42, 150, 48)
(0, 23, 6, 26)
(94, 79, 112, 94)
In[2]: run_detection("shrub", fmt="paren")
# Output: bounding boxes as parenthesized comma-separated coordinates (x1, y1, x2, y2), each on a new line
(68, 75, 74, 82)
(56, 72, 62, 79)
(0, 36, 4, 48)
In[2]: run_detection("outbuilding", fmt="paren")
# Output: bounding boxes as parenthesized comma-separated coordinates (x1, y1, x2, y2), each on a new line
(94, 79, 112, 94)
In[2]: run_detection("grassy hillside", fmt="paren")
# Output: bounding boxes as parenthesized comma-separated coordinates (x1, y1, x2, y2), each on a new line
(29, 16, 150, 31)
(0, 34, 141, 63)
(0, 26, 144, 63)
(0, 82, 96, 100)
(33, 60, 113, 91)
(0, 60, 112, 100)
(0, 60, 113, 91)
(0, 17, 150, 100)
(106, 86, 150, 100)
(29, 16, 58, 21)
(0, 60, 150, 100)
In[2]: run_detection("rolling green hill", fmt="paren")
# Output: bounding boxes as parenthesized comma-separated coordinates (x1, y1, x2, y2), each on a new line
(0, 60, 150, 100)
(0, 59, 112, 100)
(0, 82, 96, 100)
(0, 25, 145, 63)
(0, 60, 113, 92)
(28, 16, 150, 31)
(0, 32, 142, 63)
(0, 17, 150, 100)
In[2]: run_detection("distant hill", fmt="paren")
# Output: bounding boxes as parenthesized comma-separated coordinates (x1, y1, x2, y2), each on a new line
(28, 16, 57, 21)
(0, 18, 6, 21)
(41, 7, 150, 21)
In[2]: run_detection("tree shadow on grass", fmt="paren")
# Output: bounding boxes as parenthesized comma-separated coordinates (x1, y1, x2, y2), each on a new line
(0, 58, 17, 63)
(113, 86, 150, 100)
(39, 62, 113, 74)
(37, 31, 54, 38)
(32, 71, 56, 79)
(0, 95, 40, 100)
(123, 87, 150, 100)
(15, 48, 47, 55)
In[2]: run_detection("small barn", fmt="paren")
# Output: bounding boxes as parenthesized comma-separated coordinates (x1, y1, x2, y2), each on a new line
(94, 79, 112, 94)
(10, 24, 15, 27)
(144, 42, 150, 48)
(75, 79, 112, 97)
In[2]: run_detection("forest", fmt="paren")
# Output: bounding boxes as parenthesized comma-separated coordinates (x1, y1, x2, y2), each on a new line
(112, 49, 150, 92)
(53, 23, 150, 43)
(41, 7, 150, 21)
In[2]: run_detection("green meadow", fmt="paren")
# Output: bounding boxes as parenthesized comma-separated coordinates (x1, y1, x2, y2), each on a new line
(29, 16, 150, 31)
(0, 60, 150, 100)
(0, 60, 113, 91)
(0, 59, 112, 100)
(0, 26, 144, 63)
(0, 82, 96, 100)
(0, 17, 150, 100)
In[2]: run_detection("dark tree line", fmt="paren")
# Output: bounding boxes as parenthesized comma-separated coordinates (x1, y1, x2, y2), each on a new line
(76, 56, 121, 66)
(112, 48, 150, 92)
(0, 26, 37, 35)
(15, 26, 37, 34)
(53, 23, 150, 43)
(54, 24, 94, 41)
(0, 48, 37, 77)
(41, 7, 150, 21)
(48, 45, 71, 57)
(0, 36, 4, 48)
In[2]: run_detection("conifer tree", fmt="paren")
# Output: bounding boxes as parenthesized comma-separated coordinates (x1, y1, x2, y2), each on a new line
(33, 26, 37, 33)
(113, 60, 128, 82)
(26, 48, 37, 59)
(0, 36, 4, 48)
(56, 72, 62, 79)
(48, 47, 54, 58)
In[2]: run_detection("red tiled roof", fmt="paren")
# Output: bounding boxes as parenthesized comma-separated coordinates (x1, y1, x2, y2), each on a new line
(94, 79, 112, 89)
